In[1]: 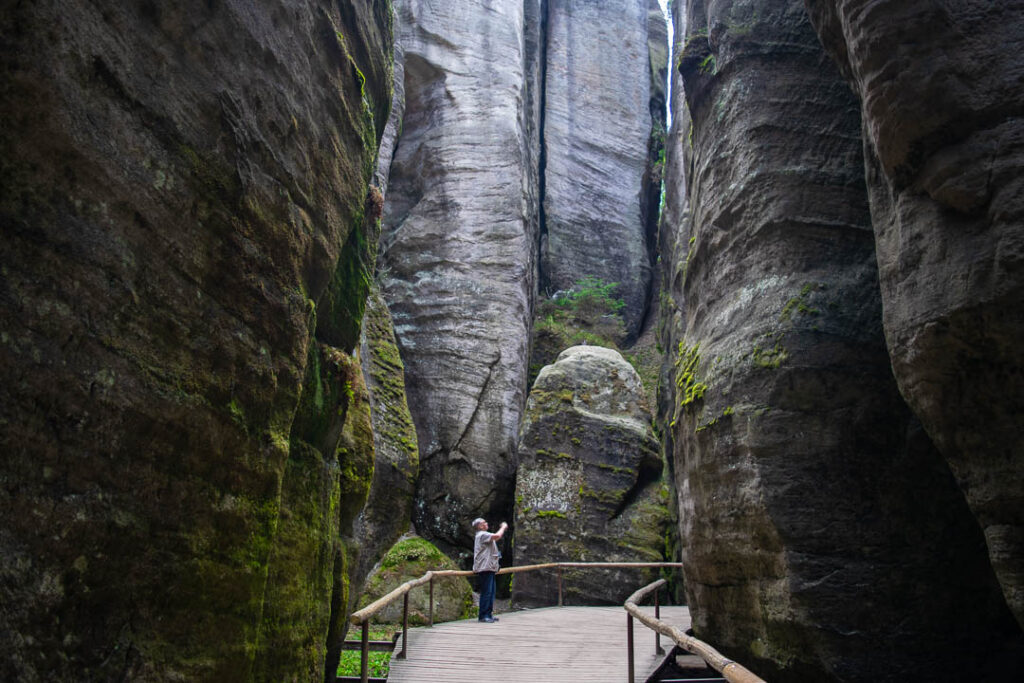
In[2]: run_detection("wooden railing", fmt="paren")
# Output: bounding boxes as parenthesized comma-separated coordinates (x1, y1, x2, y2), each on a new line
(342, 561, 760, 683)
(624, 579, 766, 683)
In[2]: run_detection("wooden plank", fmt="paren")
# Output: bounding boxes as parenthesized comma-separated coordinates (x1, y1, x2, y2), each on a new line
(386, 605, 690, 683)
(339, 640, 394, 652)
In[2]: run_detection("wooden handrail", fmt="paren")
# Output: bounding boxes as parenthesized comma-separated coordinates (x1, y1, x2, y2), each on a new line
(349, 561, 683, 625)
(624, 579, 766, 683)
(346, 561, 683, 683)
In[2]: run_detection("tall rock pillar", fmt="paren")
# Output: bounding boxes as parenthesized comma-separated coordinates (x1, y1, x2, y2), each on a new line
(666, 0, 1022, 679)
(541, 0, 665, 338)
(0, 0, 393, 679)
(805, 0, 1024, 630)
(379, 0, 540, 558)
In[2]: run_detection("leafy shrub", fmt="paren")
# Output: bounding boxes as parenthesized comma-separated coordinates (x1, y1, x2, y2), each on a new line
(530, 277, 627, 385)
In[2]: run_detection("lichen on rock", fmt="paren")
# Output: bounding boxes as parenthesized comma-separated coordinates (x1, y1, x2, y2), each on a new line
(514, 346, 672, 606)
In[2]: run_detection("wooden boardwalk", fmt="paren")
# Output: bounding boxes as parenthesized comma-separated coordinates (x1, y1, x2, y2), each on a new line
(386, 605, 690, 683)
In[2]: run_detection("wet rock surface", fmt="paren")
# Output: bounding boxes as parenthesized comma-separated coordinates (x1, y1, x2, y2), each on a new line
(0, 0, 392, 679)
(379, 0, 540, 561)
(541, 0, 665, 338)
(513, 346, 669, 606)
(805, 0, 1024, 630)
(666, 0, 1023, 679)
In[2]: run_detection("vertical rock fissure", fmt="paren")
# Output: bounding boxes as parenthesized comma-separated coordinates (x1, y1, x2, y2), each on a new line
(536, 0, 551, 295)
(634, 0, 670, 339)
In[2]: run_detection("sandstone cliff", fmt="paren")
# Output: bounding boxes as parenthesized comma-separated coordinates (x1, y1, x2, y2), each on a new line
(379, 0, 540, 560)
(0, 1, 401, 680)
(541, 0, 665, 338)
(805, 0, 1024, 631)
(381, 0, 666, 563)
(664, 0, 1023, 679)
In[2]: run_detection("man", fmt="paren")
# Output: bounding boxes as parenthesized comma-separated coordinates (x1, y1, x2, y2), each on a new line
(472, 517, 507, 623)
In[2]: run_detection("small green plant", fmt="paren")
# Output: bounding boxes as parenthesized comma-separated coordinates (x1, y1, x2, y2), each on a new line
(529, 276, 628, 386)
(336, 626, 400, 679)
(670, 342, 708, 427)
(780, 283, 821, 322)
(227, 398, 246, 431)
(752, 343, 787, 369)
(699, 54, 716, 75)
(549, 275, 625, 316)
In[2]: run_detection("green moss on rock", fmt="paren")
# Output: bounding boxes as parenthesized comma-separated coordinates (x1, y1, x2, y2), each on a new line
(359, 536, 473, 625)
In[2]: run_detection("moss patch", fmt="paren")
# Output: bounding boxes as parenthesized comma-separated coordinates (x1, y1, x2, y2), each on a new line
(359, 536, 473, 625)
(671, 342, 708, 427)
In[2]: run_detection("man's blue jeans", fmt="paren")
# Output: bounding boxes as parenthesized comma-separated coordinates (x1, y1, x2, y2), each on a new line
(477, 571, 496, 620)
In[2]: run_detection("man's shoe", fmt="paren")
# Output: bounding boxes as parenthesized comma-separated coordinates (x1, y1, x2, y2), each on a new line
(479, 617, 498, 623)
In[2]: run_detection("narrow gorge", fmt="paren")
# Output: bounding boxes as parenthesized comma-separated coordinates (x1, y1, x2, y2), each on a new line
(1, 1, 1022, 682)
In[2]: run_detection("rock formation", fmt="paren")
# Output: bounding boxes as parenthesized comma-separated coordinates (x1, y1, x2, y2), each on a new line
(381, 0, 667, 564)
(358, 535, 473, 625)
(379, 0, 540, 560)
(0, 1, 401, 680)
(322, 285, 420, 677)
(513, 346, 669, 606)
(541, 0, 665, 338)
(663, 0, 1023, 679)
(655, 0, 692, 607)
(804, 0, 1024, 630)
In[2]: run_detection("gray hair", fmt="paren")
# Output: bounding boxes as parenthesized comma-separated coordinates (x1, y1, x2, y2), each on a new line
(471, 517, 486, 529)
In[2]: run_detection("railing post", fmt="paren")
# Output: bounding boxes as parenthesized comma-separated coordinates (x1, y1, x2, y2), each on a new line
(360, 620, 369, 683)
(557, 567, 563, 607)
(429, 576, 435, 627)
(627, 613, 635, 683)
(655, 584, 664, 655)
(398, 592, 409, 659)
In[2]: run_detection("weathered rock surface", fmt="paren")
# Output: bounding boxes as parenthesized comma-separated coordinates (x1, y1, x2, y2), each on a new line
(653, 0, 693, 606)
(805, 0, 1024, 630)
(373, 3, 405, 198)
(322, 285, 420, 676)
(0, 1, 392, 680)
(358, 535, 473, 625)
(513, 346, 669, 606)
(541, 0, 666, 338)
(656, 0, 690, 551)
(667, 0, 1023, 679)
(380, 0, 540, 560)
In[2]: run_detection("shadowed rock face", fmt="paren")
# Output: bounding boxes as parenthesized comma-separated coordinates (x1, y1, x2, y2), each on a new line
(656, 0, 690, 526)
(805, 0, 1024, 630)
(0, 1, 393, 680)
(379, 0, 540, 560)
(667, 0, 1023, 679)
(321, 285, 420, 677)
(541, 0, 665, 338)
(513, 346, 669, 606)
